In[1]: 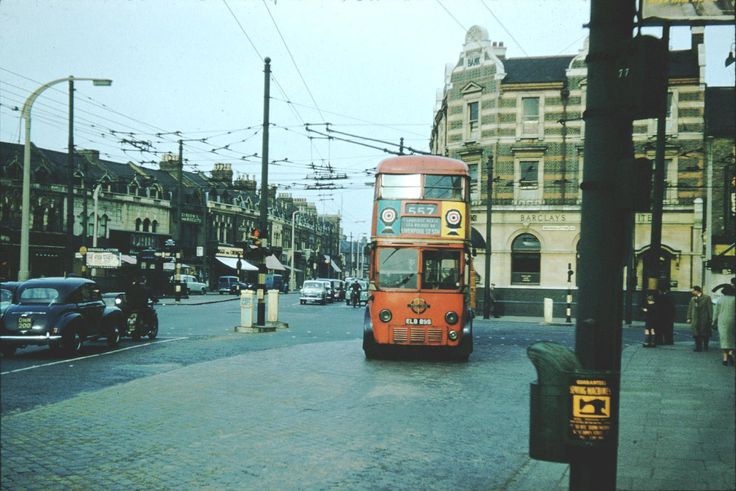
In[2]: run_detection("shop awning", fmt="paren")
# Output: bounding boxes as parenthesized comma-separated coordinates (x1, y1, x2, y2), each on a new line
(121, 254, 137, 265)
(330, 260, 342, 273)
(216, 256, 258, 271)
(265, 254, 286, 271)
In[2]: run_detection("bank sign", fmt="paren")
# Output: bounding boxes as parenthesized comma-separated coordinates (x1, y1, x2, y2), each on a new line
(376, 200, 466, 239)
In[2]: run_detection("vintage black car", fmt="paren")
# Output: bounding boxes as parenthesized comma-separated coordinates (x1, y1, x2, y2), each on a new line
(1, 281, 23, 316)
(0, 277, 125, 356)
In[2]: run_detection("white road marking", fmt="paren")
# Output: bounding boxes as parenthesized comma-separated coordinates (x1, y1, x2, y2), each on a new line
(0, 337, 189, 375)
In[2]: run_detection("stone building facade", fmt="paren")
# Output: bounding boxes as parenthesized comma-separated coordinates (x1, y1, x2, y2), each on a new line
(430, 25, 725, 317)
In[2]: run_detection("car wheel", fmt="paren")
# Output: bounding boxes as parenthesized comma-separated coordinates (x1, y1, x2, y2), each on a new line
(107, 324, 121, 348)
(300, 300, 305, 305)
(61, 327, 82, 355)
(148, 319, 159, 340)
(201, 288, 207, 295)
(1, 345, 16, 357)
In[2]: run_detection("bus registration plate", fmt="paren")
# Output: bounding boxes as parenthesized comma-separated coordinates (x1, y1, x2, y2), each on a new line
(406, 318, 432, 326)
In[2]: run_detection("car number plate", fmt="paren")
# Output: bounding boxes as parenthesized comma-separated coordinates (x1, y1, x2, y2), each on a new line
(18, 317, 32, 330)
(405, 318, 431, 326)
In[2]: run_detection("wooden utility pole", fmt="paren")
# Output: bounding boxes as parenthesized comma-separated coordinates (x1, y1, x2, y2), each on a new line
(572, 1, 634, 489)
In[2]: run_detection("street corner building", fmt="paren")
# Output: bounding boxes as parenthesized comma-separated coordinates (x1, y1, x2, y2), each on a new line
(430, 25, 735, 320)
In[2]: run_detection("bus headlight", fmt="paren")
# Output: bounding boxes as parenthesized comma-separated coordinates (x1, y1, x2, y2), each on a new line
(448, 330, 459, 341)
(445, 311, 459, 325)
(378, 309, 392, 323)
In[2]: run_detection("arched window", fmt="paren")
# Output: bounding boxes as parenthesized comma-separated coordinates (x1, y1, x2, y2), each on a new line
(135, 218, 142, 231)
(511, 233, 541, 285)
(152, 220, 158, 233)
(143, 218, 151, 232)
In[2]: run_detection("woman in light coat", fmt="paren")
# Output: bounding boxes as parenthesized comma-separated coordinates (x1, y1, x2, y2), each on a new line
(713, 285, 735, 366)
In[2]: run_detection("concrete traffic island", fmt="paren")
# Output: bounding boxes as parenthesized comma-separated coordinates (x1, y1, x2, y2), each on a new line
(235, 289, 288, 333)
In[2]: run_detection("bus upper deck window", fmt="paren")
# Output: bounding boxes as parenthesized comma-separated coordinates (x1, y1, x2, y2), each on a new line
(424, 175, 464, 200)
(380, 174, 422, 200)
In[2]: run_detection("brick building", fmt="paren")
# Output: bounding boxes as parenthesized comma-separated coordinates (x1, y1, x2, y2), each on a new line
(430, 25, 726, 318)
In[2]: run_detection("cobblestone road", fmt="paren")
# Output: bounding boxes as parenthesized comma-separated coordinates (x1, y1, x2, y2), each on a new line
(3, 321, 733, 490)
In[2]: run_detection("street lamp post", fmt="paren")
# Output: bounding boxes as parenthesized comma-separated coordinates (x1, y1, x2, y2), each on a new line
(18, 76, 112, 281)
(289, 209, 300, 292)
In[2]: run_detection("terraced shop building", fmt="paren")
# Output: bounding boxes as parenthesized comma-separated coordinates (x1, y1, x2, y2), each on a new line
(430, 25, 714, 319)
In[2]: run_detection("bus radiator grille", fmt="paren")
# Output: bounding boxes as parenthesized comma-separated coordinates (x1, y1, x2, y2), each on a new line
(427, 328, 443, 344)
(410, 328, 425, 344)
(392, 327, 445, 345)
(393, 327, 408, 343)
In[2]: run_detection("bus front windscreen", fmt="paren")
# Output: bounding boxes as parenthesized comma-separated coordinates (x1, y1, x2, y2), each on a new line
(377, 247, 418, 289)
(421, 249, 461, 290)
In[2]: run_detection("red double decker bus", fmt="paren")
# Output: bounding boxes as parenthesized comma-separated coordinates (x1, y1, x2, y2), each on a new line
(363, 155, 474, 361)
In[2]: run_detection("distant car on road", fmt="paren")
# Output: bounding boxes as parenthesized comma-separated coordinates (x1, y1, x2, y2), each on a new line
(316, 279, 334, 303)
(218, 276, 254, 295)
(300, 280, 328, 305)
(174, 274, 208, 295)
(0, 277, 124, 356)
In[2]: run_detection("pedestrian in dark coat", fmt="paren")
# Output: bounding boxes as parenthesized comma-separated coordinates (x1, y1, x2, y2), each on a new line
(687, 285, 713, 352)
(642, 294, 658, 347)
(655, 288, 676, 345)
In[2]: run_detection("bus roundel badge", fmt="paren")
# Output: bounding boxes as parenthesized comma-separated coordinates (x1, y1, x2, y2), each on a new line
(445, 208, 462, 235)
(380, 207, 397, 233)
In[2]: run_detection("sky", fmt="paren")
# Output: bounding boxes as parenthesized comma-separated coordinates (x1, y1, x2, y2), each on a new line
(0, 0, 734, 239)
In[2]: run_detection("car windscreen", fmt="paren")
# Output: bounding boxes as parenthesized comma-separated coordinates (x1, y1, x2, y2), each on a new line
(303, 281, 322, 289)
(19, 287, 61, 305)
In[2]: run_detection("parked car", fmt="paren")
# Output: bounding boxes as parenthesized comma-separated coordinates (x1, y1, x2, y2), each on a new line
(0, 277, 125, 356)
(1, 281, 22, 316)
(300, 280, 328, 305)
(218, 276, 241, 295)
(173, 274, 208, 295)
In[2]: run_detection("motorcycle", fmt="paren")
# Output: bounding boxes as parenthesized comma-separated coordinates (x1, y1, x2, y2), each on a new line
(349, 289, 361, 308)
(115, 295, 159, 341)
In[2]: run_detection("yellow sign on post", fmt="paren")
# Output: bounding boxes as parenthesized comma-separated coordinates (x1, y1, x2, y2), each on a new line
(568, 375, 616, 445)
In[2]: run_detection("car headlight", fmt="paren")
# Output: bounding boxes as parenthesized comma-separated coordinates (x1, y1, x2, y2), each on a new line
(115, 297, 122, 305)
(378, 309, 392, 323)
(448, 330, 459, 341)
(445, 311, 459, 325)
